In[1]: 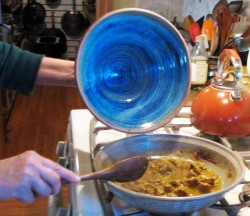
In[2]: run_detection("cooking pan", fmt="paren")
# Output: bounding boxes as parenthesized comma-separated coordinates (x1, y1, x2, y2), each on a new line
(23, 0, 46, 25)
(35, 11, 67, 57)
(61, 0, 90, 36)
(93, 134, 245, 215)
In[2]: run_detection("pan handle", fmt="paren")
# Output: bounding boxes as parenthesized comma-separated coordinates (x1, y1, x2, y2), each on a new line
(73, 0, 76, 10)
(211, 180, 250, 211)
(211, 199, 250, 211)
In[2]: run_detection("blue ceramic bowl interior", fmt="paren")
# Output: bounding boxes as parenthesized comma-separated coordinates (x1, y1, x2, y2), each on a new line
(76, 9, 190, 133)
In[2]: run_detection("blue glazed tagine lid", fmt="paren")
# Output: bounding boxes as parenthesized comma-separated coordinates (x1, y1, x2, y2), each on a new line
(76, 8, 191, 133)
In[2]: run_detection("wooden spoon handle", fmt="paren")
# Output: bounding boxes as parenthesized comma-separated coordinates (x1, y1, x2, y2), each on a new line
(79, 170, 111, 181)
(61, 170, 111, 185)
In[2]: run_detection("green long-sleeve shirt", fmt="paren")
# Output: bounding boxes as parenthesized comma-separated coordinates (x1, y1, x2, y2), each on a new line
(0, 42, 43, 95)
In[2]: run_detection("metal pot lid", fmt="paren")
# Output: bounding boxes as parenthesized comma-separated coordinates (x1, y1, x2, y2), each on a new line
(76, 8, 191, 133)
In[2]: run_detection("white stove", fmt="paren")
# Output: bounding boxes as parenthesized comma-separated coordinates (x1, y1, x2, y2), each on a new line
(48, 108, 250, 216)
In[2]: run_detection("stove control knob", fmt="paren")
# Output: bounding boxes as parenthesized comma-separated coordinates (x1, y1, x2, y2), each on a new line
(56, 141, 66, 157)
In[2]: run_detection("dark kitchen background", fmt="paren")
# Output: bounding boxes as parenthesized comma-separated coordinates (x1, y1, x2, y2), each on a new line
(1, 0, 97, 59)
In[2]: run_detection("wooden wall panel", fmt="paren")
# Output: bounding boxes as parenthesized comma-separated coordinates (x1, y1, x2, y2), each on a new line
(96, 0, 112, 19)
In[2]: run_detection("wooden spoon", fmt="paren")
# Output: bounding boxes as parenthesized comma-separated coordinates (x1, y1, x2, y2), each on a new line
(212, 0, 233, 50)
(183, 15, 194, 32)
(62, 156, 149, 184)
(202, 19, 217, 42)
(189, 22, 201, 43)
(208, 28, 219, 56)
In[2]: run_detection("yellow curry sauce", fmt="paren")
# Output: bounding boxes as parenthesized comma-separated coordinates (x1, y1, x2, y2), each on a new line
(117, 156, 222, 197)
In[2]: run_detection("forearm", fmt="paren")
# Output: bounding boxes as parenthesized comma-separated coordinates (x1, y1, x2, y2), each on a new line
(36, 57, 76, 87)
(0, 42, 42, 95)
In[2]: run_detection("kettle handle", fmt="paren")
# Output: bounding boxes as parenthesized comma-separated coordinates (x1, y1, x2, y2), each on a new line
(217, 49, 243, 80)
(247, 51, 250, 77)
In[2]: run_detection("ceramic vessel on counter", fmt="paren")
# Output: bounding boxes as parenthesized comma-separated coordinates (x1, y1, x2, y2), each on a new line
(191, 49, 250, 137)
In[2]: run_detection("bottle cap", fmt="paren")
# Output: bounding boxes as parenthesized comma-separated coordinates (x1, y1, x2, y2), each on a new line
(195, 35, 204, 43)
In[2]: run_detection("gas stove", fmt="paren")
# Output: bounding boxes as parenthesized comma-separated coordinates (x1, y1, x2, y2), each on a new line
(48, 107, 250, 216)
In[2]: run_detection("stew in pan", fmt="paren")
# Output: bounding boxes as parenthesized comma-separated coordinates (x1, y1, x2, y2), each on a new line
(117, 151, 222, 197)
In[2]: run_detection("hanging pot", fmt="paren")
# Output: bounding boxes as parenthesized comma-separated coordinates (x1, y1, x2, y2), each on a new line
(61, 0, 90, 36)
(35, 11, 67, 58)
(191, 49, 250, 137)
(23, 0, 46, 25)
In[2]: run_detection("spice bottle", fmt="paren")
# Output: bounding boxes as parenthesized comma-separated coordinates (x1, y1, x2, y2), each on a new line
(190, 35, 208, 90)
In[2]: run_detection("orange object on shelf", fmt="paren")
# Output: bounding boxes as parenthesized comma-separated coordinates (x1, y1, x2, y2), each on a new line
(202, 19, 216, 41)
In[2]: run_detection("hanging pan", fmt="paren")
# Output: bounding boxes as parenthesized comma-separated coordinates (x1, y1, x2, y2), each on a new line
(46, 0, 60, 2)
(23, 0, 46, 25)
(61, 0, 90, 36)
(35, 11, 67, 58)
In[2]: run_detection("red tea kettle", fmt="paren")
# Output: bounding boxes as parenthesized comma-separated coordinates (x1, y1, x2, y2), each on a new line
(191, 49, 250, 137)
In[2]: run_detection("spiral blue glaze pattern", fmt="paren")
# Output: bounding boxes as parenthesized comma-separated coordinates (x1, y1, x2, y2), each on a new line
(76, 9, 190, 133)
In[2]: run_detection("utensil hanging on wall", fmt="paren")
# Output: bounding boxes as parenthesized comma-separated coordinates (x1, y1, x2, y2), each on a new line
(189, 22, 201, 44)
(182, 15, 194, 32)
(61, 0, 90, 36)
(23, 0, 46, 25)
(227, 0, 243, 13)
(35, 11, 67, 58)
(196, 16, 204, 30)
(212, 0, 233, 50)
(86, 0, 96, 12)
(202, 19, 216, 43)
